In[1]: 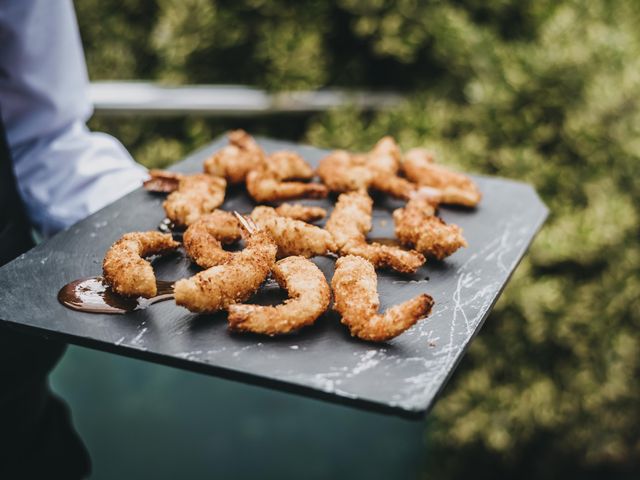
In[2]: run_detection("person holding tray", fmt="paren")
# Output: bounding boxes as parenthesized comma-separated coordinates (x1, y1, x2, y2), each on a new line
(0, 1, 147, 477)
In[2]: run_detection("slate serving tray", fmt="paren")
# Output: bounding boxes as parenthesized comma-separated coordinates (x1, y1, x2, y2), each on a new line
(0, 136, 548, 419)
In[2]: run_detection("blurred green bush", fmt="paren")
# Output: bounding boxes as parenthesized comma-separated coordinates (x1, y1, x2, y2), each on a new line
(76, 0, 640, 477)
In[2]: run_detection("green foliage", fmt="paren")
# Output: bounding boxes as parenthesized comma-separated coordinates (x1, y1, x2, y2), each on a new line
(76, 0, 640, 477)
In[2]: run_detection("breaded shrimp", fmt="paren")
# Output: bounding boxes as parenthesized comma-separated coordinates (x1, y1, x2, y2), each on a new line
(316, 150, 373, 193)
(393, 191, 468, 260)
(182, 210, 242, 268)
(174, 217, 277, 313)
(369, 174, 417, 201)
(251, 206, 336, 258)
(367, 136, 402, 175)
(317, 137, 415, 200)
(402, 148, 481, 207)
(103, 232, 179, 298)
(246, 151, 328, 203)
(163, 173, 227, 226)
(227, 256, 331, 335)
(143, 169, 183, 192)
(274, 203, 326, 222)
(331, 255, 434, 342)
(325, 191, 425, 273)
(203, 130, 265, 184)
(183, 206, 335, 267)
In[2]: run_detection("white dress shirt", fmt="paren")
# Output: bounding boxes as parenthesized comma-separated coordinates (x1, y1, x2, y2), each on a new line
(0, 0, 147, 237)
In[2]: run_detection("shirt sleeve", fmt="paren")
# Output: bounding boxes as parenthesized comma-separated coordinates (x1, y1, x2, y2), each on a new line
(0, 0, 148, 237)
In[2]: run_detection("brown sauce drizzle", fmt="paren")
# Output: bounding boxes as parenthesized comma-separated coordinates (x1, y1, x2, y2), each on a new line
(58, 276, 174, 315)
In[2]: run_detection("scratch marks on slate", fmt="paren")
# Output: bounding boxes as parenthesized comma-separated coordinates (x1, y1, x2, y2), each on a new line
(176, 350, 203, 360)
(351, 350, 381, 375)
(392, 216, 531, 410)
(260, 213, 537, 411)
(124, 321, 149, 351)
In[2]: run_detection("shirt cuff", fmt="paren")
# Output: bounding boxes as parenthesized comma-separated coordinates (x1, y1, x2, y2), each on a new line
(12, 121, 148, 237)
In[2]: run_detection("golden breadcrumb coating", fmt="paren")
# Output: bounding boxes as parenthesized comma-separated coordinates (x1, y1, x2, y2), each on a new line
(393, 192, 468, 260)
(251, 206, 336, 258)
(369, 174, 417, 201)
(183, 206, 335, 267)
(163, 173, 226, 226)
(317, 137, 414, 199)
(246, 151, 328, 203)
(401, 148, 481, 207)
(274, 203, 326, 222)
(182, 210, 243, 268)
(331, 255, 434, 342)
(174, 230, 277, 313)
(317, 150, 374, 193)
(367, 136, 402, 175)
(143, 169, 182, 192)
(103, 231, 179, 298)
(227, 256, 331, 335)
(325, 191, 425, 273)
(203, 130, 265, 184)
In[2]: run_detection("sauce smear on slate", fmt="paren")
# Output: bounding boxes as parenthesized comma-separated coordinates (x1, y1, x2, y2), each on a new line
(58, 277, 173, 314)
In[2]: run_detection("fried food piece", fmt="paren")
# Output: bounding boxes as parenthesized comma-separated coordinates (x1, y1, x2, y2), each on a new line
(367, 136, 402, 175)
(143, 169, 182, 192)
(274, 203, 326, 222)
(246, 151, 328, 203)
(203, 130, 265, 184)
(227, 256, 331, 335)
(251, 206, 336, 258)
(331, 255, 434, 342)
(316, 150, 373, 193)
(325, 191, 425, 273)
(369, 175, 417, 201)
(103, 232, 179, 298)
(174, 226, 277, 313)
(402, 148, 481, 207)
(393, 191, 468, 260)
(183, 206, 335, 267)
(163, 173, 227, 226)
(317, 137, 414, 200)
(182, 210, 242, 268)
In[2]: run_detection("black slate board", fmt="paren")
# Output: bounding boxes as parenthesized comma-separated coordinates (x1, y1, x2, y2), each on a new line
(0, 136, 547, 418)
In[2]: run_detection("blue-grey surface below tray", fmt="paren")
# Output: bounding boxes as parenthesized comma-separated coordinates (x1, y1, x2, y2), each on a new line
(0, 136, 548, 419)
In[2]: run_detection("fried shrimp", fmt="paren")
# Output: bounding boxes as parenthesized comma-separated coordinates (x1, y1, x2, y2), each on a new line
(401, 148, 481, 207)
(367, 136, 402, 175)
(163, 173, 227, 226)
(325, 191, 425, 273)
(246, 151, 328, 203)
(317, 137, 416, 200)
(143, 169, 183, 192)
(182, 210, 242, 268)
(103, 232, 179, 298)
(174, 216, 277, 313)
(227, 256, 331, 335)
(331, 256, 434, 342)
(393, 191, 468, 260)
(369, 174, 417, 201)
(274, 203, 326, 222)
(183, 206, 335, 267)
(251, 206, 336, 258)
(316, 150, 374, 193)
(203, 130, 265, 184)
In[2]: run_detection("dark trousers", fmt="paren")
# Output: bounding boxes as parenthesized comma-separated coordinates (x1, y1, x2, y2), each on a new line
(0, 331, 90, 478)
(0, 116, 90, 478)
